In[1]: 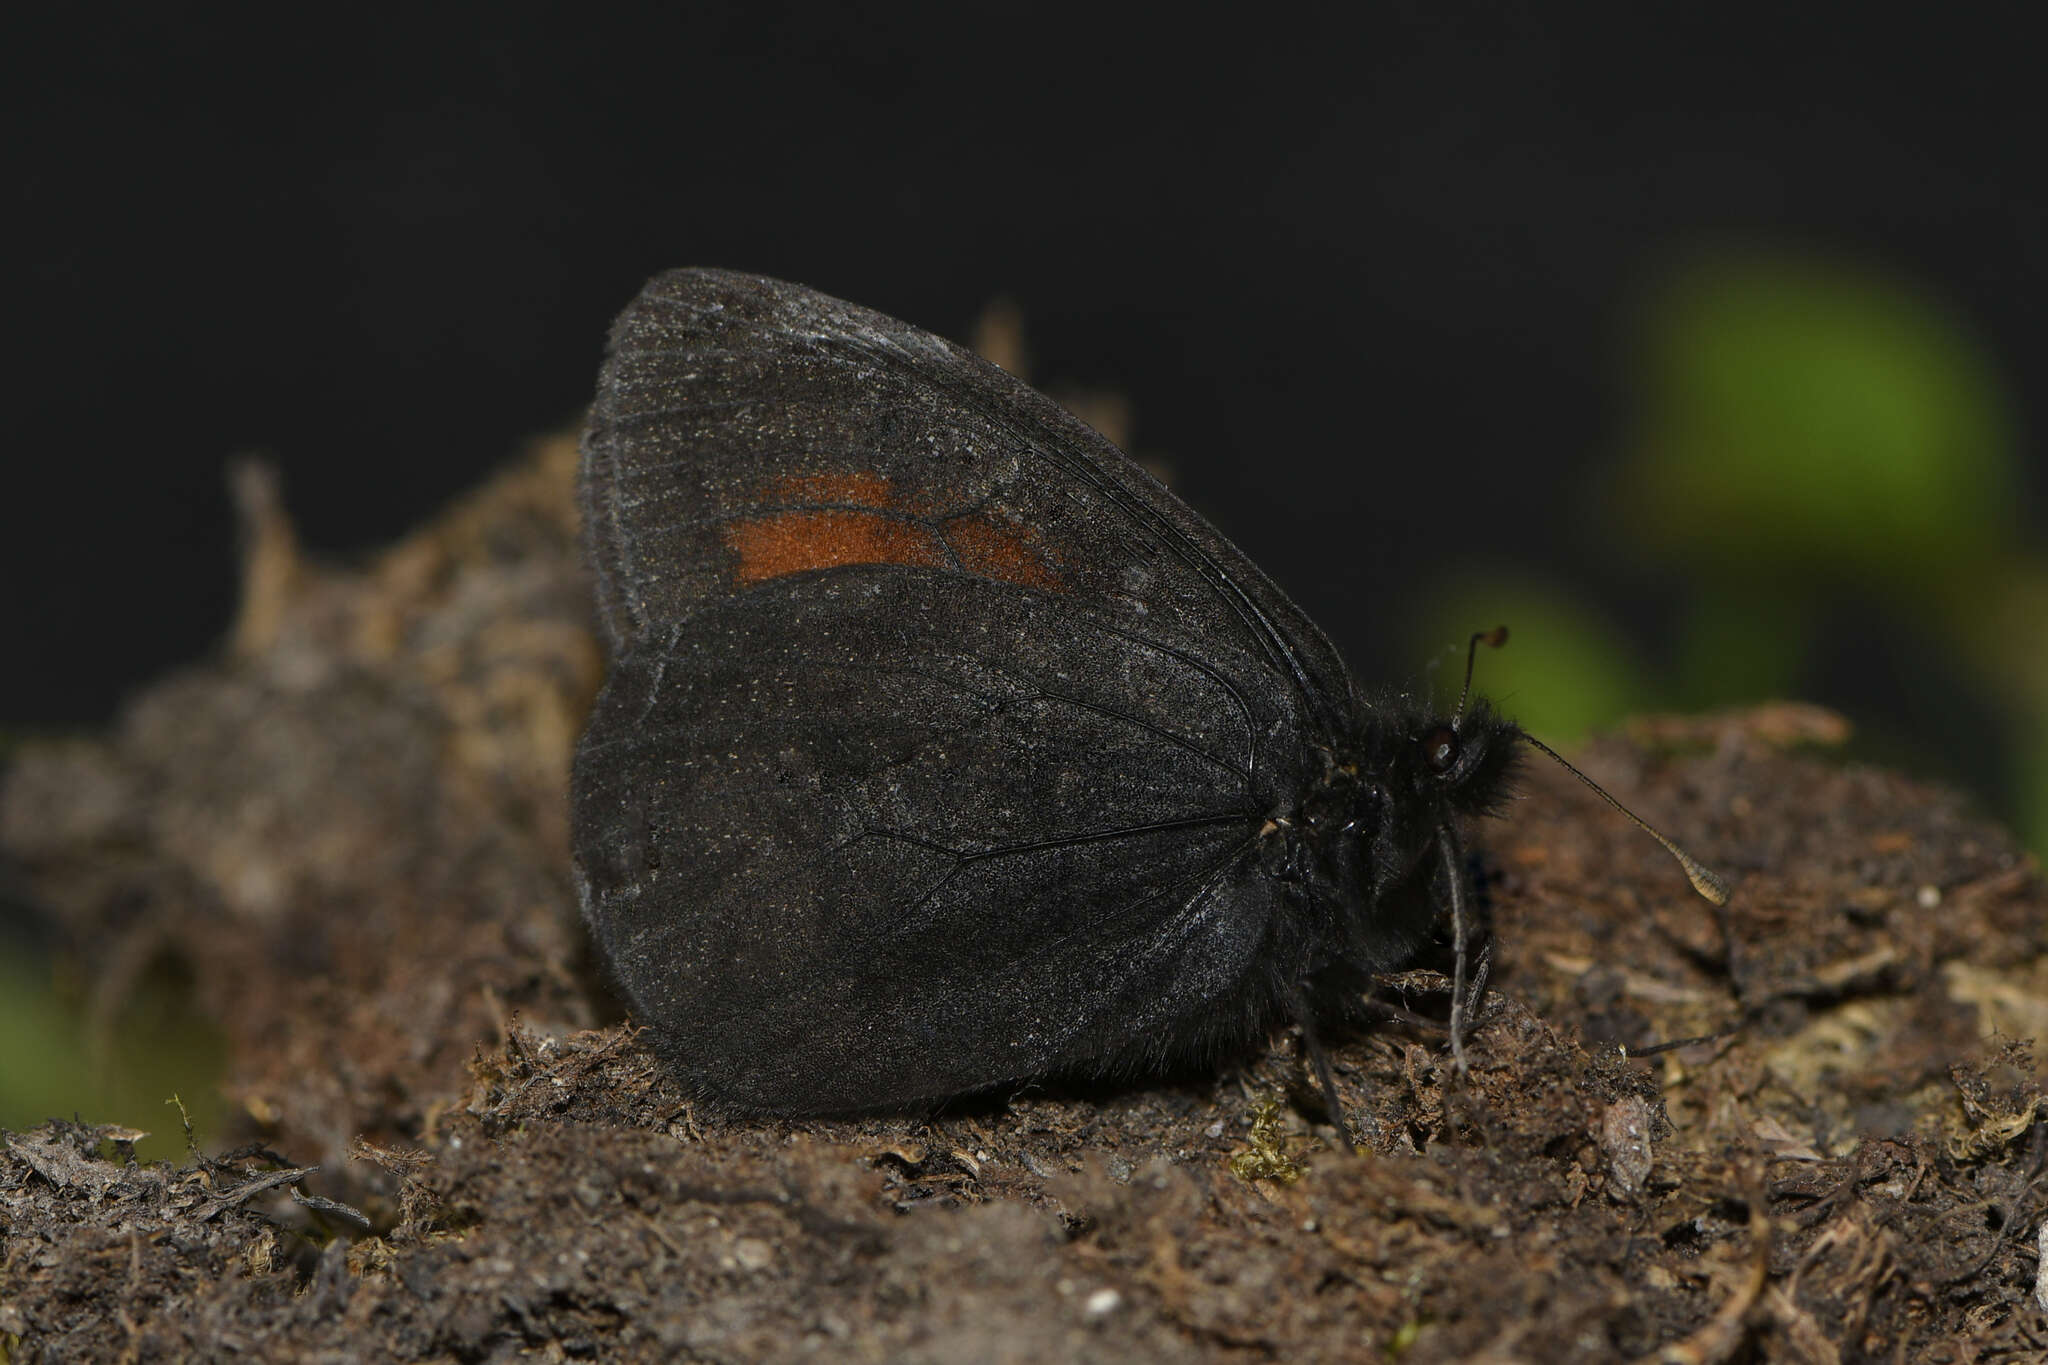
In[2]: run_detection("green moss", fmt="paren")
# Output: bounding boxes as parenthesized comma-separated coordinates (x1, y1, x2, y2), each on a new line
(1226, 1095, 1313, 1185)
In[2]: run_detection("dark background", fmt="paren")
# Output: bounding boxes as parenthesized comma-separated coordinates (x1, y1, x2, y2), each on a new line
(10, 6, 2044, 820)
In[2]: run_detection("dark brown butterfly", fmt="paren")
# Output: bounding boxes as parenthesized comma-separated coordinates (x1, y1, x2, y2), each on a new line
(570, 269, 1725, 1136)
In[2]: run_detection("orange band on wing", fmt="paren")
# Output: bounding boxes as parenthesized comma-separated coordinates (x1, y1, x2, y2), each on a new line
(724, 510, 950, 584)
(942, 514, 1058, 590)
(725, 470, 1063, 591)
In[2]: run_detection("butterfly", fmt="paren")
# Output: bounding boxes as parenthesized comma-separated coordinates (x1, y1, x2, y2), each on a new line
(569, 269, 1726, 1136)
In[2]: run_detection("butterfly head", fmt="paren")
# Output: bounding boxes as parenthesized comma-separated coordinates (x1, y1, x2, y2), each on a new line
(1405, 696, 1523, 820)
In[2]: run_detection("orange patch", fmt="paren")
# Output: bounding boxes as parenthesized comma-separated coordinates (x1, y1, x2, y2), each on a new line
(763, 471, 895, 508)
(724, 510, 949, 584)
(942, 514, 1059, 590)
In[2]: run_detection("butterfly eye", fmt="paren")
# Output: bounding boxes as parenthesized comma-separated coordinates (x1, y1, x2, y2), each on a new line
(1423, 725, 1460, 773)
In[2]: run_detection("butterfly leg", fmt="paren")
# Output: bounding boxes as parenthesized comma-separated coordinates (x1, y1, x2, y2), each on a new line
(1285, 985, 1356, 1154)
(1439, 823, 1474, 1074)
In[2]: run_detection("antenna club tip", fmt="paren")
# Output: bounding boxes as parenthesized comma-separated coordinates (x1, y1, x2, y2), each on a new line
(1689, 867, 1732, 906)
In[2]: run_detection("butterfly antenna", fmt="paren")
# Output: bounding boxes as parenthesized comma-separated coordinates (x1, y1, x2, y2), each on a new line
(1454, 626, 1510, 725)
(1520, 733, 1731, 905)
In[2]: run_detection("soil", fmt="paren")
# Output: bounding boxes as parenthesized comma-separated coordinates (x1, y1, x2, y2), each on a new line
(4, 438, 2046, 1362)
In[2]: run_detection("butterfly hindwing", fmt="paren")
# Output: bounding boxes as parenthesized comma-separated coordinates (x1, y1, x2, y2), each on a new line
(572, 568, 1319, 1111)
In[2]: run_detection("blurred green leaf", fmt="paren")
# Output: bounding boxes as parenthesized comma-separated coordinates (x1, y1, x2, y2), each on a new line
(1962, 558, 2048, 859)
(1619, 252, 2018, 588)
(2014, 715, 2048, 865)
(1411, 573, 1655, 748)
(0, 954, 93, 1122)
(1672, 588, 1813, 709)
(0, 951, 226, 1162)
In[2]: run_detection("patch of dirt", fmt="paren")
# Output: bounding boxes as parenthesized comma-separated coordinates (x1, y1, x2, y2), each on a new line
(5, 440, 2047, 1362)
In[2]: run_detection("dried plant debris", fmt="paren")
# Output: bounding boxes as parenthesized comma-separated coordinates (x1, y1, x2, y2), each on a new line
(6, 442, 2048, 1360)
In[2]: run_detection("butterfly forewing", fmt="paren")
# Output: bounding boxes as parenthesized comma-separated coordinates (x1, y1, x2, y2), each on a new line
(580, 269, 1357, 737)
